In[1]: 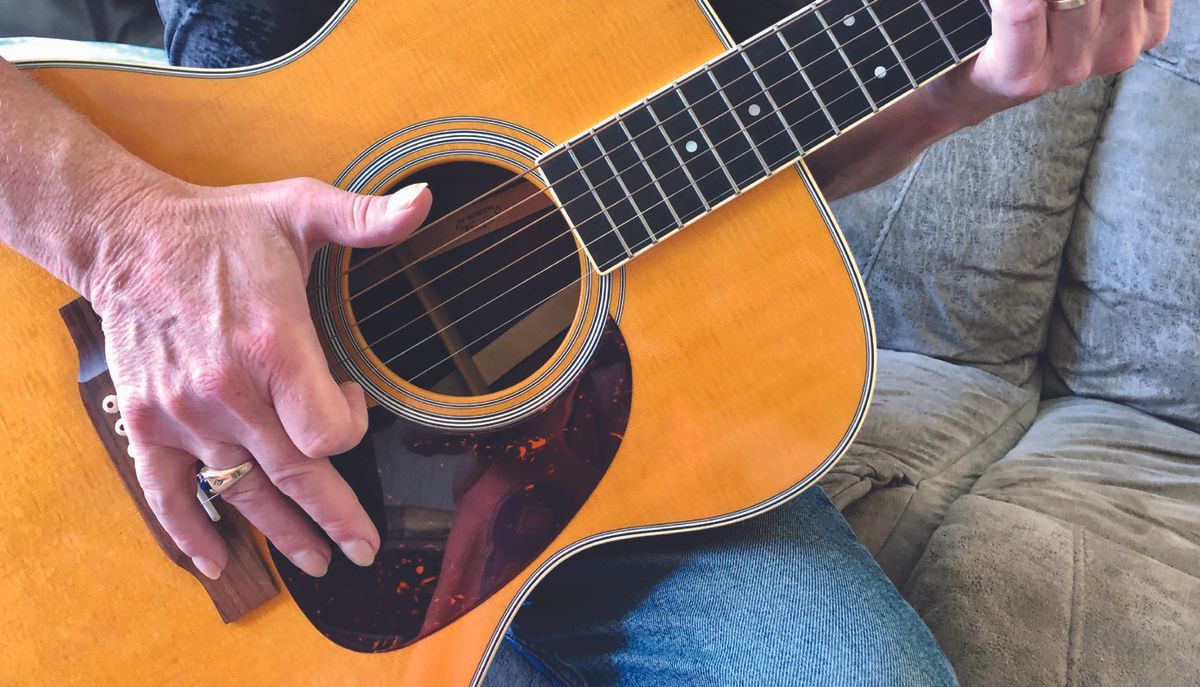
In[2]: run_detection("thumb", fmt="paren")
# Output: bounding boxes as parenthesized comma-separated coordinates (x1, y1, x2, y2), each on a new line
(293, 181, 432, 250)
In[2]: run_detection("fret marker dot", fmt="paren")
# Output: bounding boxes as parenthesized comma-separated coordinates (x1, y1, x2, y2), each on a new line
(874, 65, 888, 79)
(843, 16, 856, 27)
(748, 103, 762, 117)
(685, 140, 699, 154)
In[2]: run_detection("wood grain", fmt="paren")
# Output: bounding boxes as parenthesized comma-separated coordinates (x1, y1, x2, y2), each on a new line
(0, 0, 874, 684)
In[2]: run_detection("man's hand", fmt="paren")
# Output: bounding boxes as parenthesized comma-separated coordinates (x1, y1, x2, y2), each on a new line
(923, 0, 1172, 127)
(1, 58, 434, 581)
(808, 0, 1172, 198)
(91, 178, 431, 580)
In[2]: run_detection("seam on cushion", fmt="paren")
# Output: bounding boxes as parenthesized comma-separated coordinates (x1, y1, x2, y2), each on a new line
(968, 493, 1200, 581)
(1141, 53, 1200, 86)
(823, 464, 883, 506)
(1039, 75, 1119, 387)
(883, 391, 1040, 589)
(1067, 526, 1086, 687)
(861, 150, 928, 283)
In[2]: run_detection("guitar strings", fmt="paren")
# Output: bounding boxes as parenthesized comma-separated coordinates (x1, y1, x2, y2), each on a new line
(370, 21, 991, 382)
(309, 0, 972, 299)
(346, 0, 974, 328)
(332, 0, 983, 354)
(346, 9, 987, 376)
(350, 0, 980, 338)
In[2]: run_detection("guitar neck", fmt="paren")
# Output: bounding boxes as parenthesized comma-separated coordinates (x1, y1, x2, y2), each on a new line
(541, 0, 993, 273)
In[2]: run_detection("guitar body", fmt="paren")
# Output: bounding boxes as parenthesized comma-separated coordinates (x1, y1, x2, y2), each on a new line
(0, 0, 873, 684)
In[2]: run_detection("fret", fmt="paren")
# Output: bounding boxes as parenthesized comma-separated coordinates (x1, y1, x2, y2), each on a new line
(747, 31, 836, 151)
(678, 69, 763, 190)
(566, 145, 635, 257)
(539, 148, 629, 272)
(816, 0, 910, 109)
(591, 124, 659, 248)
(925, 0, 991, 57)
(543, 0, 994, 274)
(870, 0, 957, 83)
(621, 103, 706, 225)
(813, 8, 877, 113)
(705, 68, 772, 178)
(862, 0, 918, 88)
(568, 136, 650, 254)
(780, 12, 872, 131)
(920, 0, 961, 64)
(742, 31, 835, 152)
(646, 100, 711, 211)
(779, 33, 842, 136)
(675, 88, 740, 195)
(739, 50, 807, 156)
(602, 118, 680, 237)
(647, 87, 737, 208)
(710, 51, 800, 170)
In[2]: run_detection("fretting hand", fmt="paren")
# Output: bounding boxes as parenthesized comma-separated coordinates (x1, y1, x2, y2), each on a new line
(924, 0, 1172, 125)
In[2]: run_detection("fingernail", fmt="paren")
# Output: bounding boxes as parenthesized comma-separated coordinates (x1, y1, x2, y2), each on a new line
(193, 556, 222, 580)
(289, 549, 330, 577)
(387, 183, 428, 214)
(338, 539, 377, 567)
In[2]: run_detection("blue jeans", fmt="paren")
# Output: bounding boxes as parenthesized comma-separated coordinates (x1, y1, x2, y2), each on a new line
(486, 487, 957, 686)
(154, 4, 959, 685)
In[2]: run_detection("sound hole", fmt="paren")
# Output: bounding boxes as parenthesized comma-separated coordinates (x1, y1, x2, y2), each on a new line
(347, 161, 581, 397)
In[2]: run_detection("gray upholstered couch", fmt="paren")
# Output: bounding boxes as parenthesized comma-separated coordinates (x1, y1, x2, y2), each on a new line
(5, 1, 1197, 684)
(820, 1, 1200, 683)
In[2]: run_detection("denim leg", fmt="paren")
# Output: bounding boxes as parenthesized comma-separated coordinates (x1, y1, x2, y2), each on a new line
(154, 0, 342, 68)
(484, 488, 957, 687)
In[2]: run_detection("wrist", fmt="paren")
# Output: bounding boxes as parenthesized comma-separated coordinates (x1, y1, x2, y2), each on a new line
(74, 163, 194, 307)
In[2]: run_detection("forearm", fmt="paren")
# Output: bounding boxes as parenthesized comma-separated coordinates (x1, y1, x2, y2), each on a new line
(0, 58, 177, 297)
(805, 85, 974, 201)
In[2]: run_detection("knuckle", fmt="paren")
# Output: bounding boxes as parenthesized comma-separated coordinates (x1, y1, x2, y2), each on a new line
(278, 176, 324, 199)
(1062, 59, 1093, 86)
(189, 360, 243, 404)
(1147, 20, 1170, 50)
(295, 424, 360, 458)
(1096, 36, 1142, 75)
(269, 461, 320, 501)
(1003, 0, 1044, 26)
(234, 322, 284, 372)
(220, 471, 271, 505)
(159, 390, 194, 424)
(118, 393, 156, 426)
(347, 193, 374, 236)
(1005, 75, 1048, 100)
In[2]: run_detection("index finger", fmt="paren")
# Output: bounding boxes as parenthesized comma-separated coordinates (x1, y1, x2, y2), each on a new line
(240, 419, 380, 567)
(268, 314, 369, 460)
(977, 0, 1051, 94)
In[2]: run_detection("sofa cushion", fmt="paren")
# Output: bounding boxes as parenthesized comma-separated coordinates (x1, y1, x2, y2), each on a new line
(906, 397, 1200, 686)
(907, 497, 1200, 687)
(819, 349, 1038, 584)
(831, 78, 1111, 387)
(971, 397, 1200, 571)
(1045, 11, 1200, 432)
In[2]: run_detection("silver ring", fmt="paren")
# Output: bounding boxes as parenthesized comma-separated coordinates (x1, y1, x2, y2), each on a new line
(197, 459, 256, 497)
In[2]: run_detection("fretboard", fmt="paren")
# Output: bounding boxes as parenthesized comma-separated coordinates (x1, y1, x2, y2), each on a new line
(540, 0, 992, 272)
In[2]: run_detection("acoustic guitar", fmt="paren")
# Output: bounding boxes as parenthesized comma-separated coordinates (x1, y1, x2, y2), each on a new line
(0, 0, 992, 683)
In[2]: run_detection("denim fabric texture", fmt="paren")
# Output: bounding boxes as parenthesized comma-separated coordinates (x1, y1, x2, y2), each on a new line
(153, 3, 960, 684)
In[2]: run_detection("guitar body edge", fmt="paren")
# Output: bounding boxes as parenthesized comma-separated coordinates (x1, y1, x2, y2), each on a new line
(0, 1, 876, 684)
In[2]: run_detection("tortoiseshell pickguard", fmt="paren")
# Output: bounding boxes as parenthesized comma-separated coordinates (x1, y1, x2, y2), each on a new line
(271, 319, 631, 652)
